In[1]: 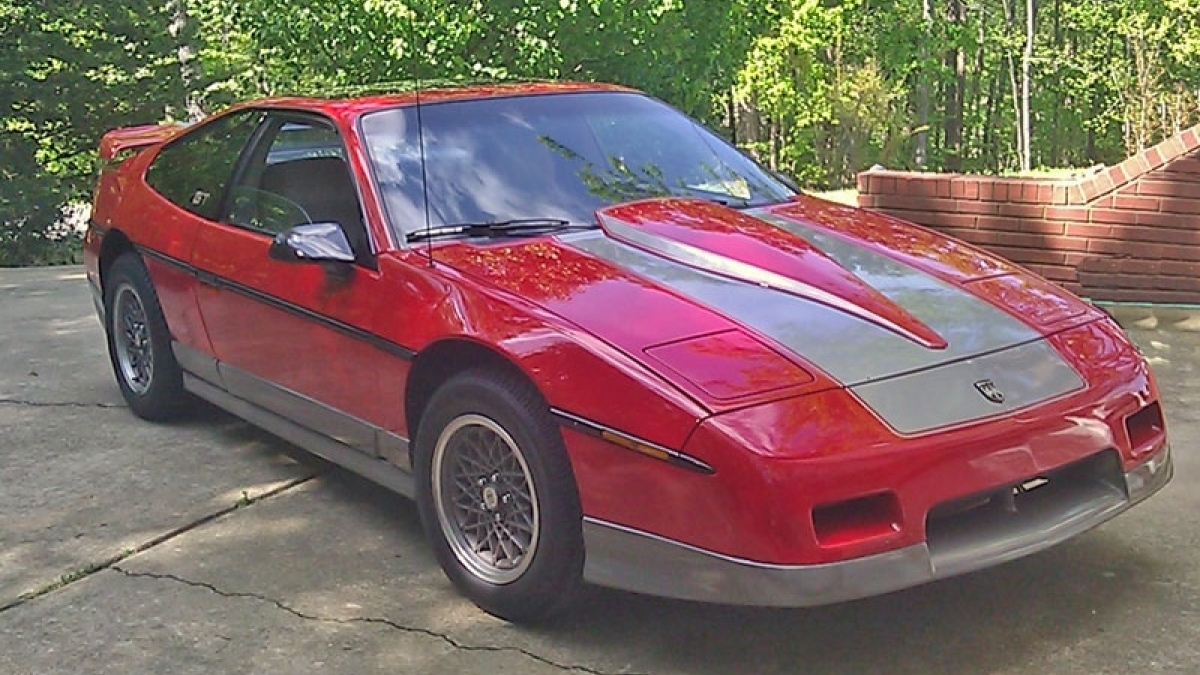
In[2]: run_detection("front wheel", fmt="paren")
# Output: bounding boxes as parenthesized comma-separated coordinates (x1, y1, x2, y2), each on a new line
(414, 370, 583, 622)
(103, 252, 188, 420)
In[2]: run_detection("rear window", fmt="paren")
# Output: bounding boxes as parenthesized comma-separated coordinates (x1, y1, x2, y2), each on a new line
(145, 110, 261, 220)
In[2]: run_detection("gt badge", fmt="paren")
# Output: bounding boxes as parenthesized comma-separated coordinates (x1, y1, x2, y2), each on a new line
(974, 379, 1005, 404)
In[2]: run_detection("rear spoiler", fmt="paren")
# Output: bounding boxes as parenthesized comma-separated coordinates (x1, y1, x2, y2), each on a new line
(98, 123, 186, 161)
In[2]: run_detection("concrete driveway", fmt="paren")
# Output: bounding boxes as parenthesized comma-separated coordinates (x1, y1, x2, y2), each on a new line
(1, 265, 1196, 675)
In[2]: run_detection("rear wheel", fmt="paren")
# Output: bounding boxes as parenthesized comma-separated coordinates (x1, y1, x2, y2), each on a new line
(415, 370, 583, 622)
(104, 253, 188, 420)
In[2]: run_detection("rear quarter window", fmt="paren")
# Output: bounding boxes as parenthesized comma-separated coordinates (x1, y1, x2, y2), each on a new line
(144, 111, 261, 220)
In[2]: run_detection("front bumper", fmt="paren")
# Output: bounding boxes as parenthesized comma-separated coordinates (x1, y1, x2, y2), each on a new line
(581, 444, 1172, 606)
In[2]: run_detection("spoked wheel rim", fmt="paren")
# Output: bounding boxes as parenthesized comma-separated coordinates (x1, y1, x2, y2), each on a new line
(432, 414, 540, 585)
(112, 284, 154, 396)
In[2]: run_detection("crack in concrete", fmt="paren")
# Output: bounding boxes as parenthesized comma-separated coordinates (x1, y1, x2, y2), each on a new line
(111, 567, 645, 675)
(0, 474, 317, 615)
(0, 397, 126, 410)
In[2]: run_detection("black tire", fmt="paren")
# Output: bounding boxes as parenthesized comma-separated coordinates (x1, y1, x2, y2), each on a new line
(103, 252, 188, 420)
(414, 369, 584, 622)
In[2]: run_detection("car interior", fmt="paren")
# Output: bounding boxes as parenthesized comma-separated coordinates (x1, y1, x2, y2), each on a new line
(258, 156, 371, 262)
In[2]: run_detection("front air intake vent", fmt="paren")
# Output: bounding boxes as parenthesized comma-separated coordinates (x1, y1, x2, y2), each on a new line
(925, 450, 1126, 576)
(1125, 402, 1165, 455)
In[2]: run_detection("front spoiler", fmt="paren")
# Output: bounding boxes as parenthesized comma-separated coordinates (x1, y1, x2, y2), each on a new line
(581, 444, 1173, 607)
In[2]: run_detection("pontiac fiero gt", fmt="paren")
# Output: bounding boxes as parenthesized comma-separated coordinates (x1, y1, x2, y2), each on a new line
(85, 83, 1172, 621)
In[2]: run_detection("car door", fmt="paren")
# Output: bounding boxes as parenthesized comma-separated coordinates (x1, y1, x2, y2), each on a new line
(132, 110, 264, 373)
(190, 110, 406, 459)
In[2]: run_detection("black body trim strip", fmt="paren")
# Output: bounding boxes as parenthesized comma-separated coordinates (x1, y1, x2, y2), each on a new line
(138, 246, 193, 274)
(135, 245, 416, 360)
(550, 408, 715, 475)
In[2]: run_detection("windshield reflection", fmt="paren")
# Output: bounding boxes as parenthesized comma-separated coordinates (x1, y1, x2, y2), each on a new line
(359, 91, 794, 238)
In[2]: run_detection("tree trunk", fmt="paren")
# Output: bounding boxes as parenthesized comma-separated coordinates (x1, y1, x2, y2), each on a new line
(1050, 0, 1061, 166)
(1020, 0, 1034, 172)
(915, 0, 933, 169)
(1003, 0, 1023, 170)
(727, 86, 737, 144)
(166, 0, 204, 121)
(967, 9, 987, 168)
(984, 67, 1003, 169)
(943, 0, 965, 172)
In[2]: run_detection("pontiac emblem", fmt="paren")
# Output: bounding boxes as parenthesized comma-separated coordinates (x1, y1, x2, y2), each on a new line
(974, 379, 1005, 404)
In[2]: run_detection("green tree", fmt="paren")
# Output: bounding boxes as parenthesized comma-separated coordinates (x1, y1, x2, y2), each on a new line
(6, 0, 1200, 265)
(1, 1, 184, 265)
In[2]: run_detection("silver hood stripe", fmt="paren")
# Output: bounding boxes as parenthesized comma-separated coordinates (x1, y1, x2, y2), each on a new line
(566, 209, 1084, 434)
(598, 212, 946, 349)
(850, 340, 1083, 434)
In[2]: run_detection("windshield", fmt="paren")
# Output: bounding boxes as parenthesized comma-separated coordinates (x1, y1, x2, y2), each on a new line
(359, 91, 794, 238)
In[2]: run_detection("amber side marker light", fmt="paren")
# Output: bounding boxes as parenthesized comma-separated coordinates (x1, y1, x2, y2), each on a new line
(550, 408, 715, 474)
(812, 492, 902, 548)
(599, 430, 670, 461)
(1125, 401, 1165, 454)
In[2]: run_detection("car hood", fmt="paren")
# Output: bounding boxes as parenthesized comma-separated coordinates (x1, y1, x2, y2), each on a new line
(432, 196, 1096, 429)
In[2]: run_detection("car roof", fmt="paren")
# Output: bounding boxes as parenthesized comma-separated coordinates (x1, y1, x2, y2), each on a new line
(232, 81, 637, 120)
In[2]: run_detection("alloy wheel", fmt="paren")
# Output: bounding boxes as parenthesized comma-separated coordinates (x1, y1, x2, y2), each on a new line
(432, 414, 540, 585)
(112, 284, 154, 396)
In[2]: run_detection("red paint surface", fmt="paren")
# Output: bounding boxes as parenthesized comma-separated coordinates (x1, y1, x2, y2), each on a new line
(236, 81, 634, 122)
(98, 124, 184, 161)
(644, 330, 814, 400)
(771, 196, 1019, 283)
(84, 85, 1165, 570)
(601, 199, 947, 348)
(575, 318, 1157, 564)
(191, 223, 401, 432)
(964, 272, 1090, 330)
(768, 195, 1105, 334)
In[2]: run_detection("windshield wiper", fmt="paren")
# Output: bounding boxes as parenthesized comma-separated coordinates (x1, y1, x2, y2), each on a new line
(406, 218, 596, 242)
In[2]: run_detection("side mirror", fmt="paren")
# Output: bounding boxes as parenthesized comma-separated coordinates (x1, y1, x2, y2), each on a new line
(269, 222, 356, 265)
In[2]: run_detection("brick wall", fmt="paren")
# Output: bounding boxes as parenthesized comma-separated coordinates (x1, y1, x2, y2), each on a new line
(856, 126, 1200, 304)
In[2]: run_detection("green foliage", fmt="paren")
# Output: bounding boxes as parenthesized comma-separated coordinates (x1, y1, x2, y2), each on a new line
(1, 0, 181, 265)
(732, 0, 1200, 182)
(735, 0, 911, 186)
(4, 0, 1200, 264)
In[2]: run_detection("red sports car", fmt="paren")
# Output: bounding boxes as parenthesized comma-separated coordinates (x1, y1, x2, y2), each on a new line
(85, 82, 1172, 622)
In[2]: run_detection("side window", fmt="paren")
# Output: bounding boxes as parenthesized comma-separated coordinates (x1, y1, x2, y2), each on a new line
(145, 111, 261, 220)
(226, 118, 369, 263)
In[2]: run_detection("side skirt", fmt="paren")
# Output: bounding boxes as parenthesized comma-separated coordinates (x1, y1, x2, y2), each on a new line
(182, 372, 416, 499)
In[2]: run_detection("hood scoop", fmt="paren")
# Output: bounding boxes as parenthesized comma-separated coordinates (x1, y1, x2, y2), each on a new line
(597, 199, 947, 350)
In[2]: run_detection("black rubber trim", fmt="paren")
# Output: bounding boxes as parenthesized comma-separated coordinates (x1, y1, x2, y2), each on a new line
(137, 246, 192, 273)
(135, 245, 416, 361)
(550, 407, 715, 475)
